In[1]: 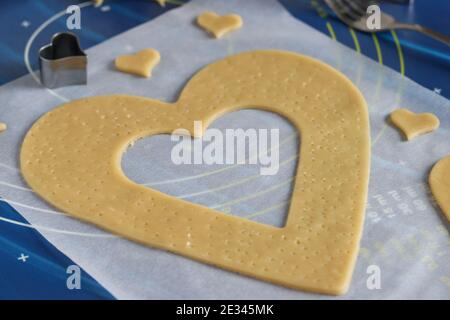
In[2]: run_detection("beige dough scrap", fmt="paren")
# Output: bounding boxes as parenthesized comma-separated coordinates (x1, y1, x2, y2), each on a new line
(390, 108, 439, 140)
(21, 50, 370, 295)
(429, 155, 450, 221)
(0, 122, 6, 133)
(197, 11, 243, 38)
(93, 0, 103, 7)
(115, 49, 160, 78)
(155, 0, 166, 6)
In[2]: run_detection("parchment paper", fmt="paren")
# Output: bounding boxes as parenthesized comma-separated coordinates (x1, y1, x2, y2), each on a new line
(0, 0, 449, 299)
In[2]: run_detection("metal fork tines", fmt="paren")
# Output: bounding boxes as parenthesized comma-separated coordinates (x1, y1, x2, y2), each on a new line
(325, 0, 450, 46)
(332, 0, 374, 21)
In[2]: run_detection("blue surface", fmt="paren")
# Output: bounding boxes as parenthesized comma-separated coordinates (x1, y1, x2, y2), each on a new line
(0, 0, 449, 299)
(0, 199, 115, 299)
(281, 0, 450, 97)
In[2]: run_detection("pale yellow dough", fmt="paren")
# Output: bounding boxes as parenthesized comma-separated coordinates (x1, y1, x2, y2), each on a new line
(115, 49, 160, 78)
(197, 11, 243, 38)
(390, 108, 439, 140)
(21, 50, 370, 295)
(0, 122, 6, 133)
(429, 155, 450, 221)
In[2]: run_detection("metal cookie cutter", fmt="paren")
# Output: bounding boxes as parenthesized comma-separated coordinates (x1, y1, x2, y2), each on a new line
(39, 32, 87, 89)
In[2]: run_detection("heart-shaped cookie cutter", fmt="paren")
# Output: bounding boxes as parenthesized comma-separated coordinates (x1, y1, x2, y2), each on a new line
(39, 32, 87, 89)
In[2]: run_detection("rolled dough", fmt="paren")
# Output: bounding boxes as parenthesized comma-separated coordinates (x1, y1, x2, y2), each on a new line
(21, 50, 370, 295)
(429, 155, 450, 221)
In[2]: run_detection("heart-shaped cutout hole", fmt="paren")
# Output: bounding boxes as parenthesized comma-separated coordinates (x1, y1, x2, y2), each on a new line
(122, 109, 300, 228)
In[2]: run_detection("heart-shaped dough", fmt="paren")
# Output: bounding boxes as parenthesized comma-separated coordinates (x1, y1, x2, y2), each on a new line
(197, 11, 243, 38)
(429, 155, 450, 221)
(0, 122, 6, 133)
(390, 108, 439, 140)
(21, 50, 370, 295)
(115, 49, 161, 78)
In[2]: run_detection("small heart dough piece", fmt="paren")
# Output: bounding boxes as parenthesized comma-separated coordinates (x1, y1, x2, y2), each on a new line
(115, 49, 161, 78)
(429, 155, 450, 221)
(390, 108, 439, 140)
(0, 122, 6, 133)
(197, 11, 243, 38)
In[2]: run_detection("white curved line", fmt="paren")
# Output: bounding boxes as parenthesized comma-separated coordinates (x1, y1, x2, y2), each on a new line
(0, 215, 115, 238)
(24, 1, 93, 102)
(0, 181, 33, 192)
(1, 198, 65, 216)
(177, 154, 298, 199)
(211, 177, 294, 209)
(144, 132, 298, 186)
(244, 200, 289, 219)
(0, 162, 20, 173)
(178, 174, 259, 199)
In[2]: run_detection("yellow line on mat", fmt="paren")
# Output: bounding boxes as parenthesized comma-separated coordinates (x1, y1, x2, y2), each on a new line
(372, 123, 388, 147)
(244, 201, 289, 219)
(372, 33, 383, 65)
(391, 30, 405, 76)
(212, 178, 294, 209)
(349, 28, 361, 54)
(326, 22, 337, 40)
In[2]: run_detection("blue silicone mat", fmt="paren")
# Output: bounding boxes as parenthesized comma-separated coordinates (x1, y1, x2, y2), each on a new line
(0, 0, 448, 299)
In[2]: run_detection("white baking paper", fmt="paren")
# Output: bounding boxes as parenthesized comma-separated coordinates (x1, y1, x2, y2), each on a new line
(0, 0, 449, 299)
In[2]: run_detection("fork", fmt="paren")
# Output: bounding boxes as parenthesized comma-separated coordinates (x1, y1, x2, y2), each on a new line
(324, 0, 450, 46)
